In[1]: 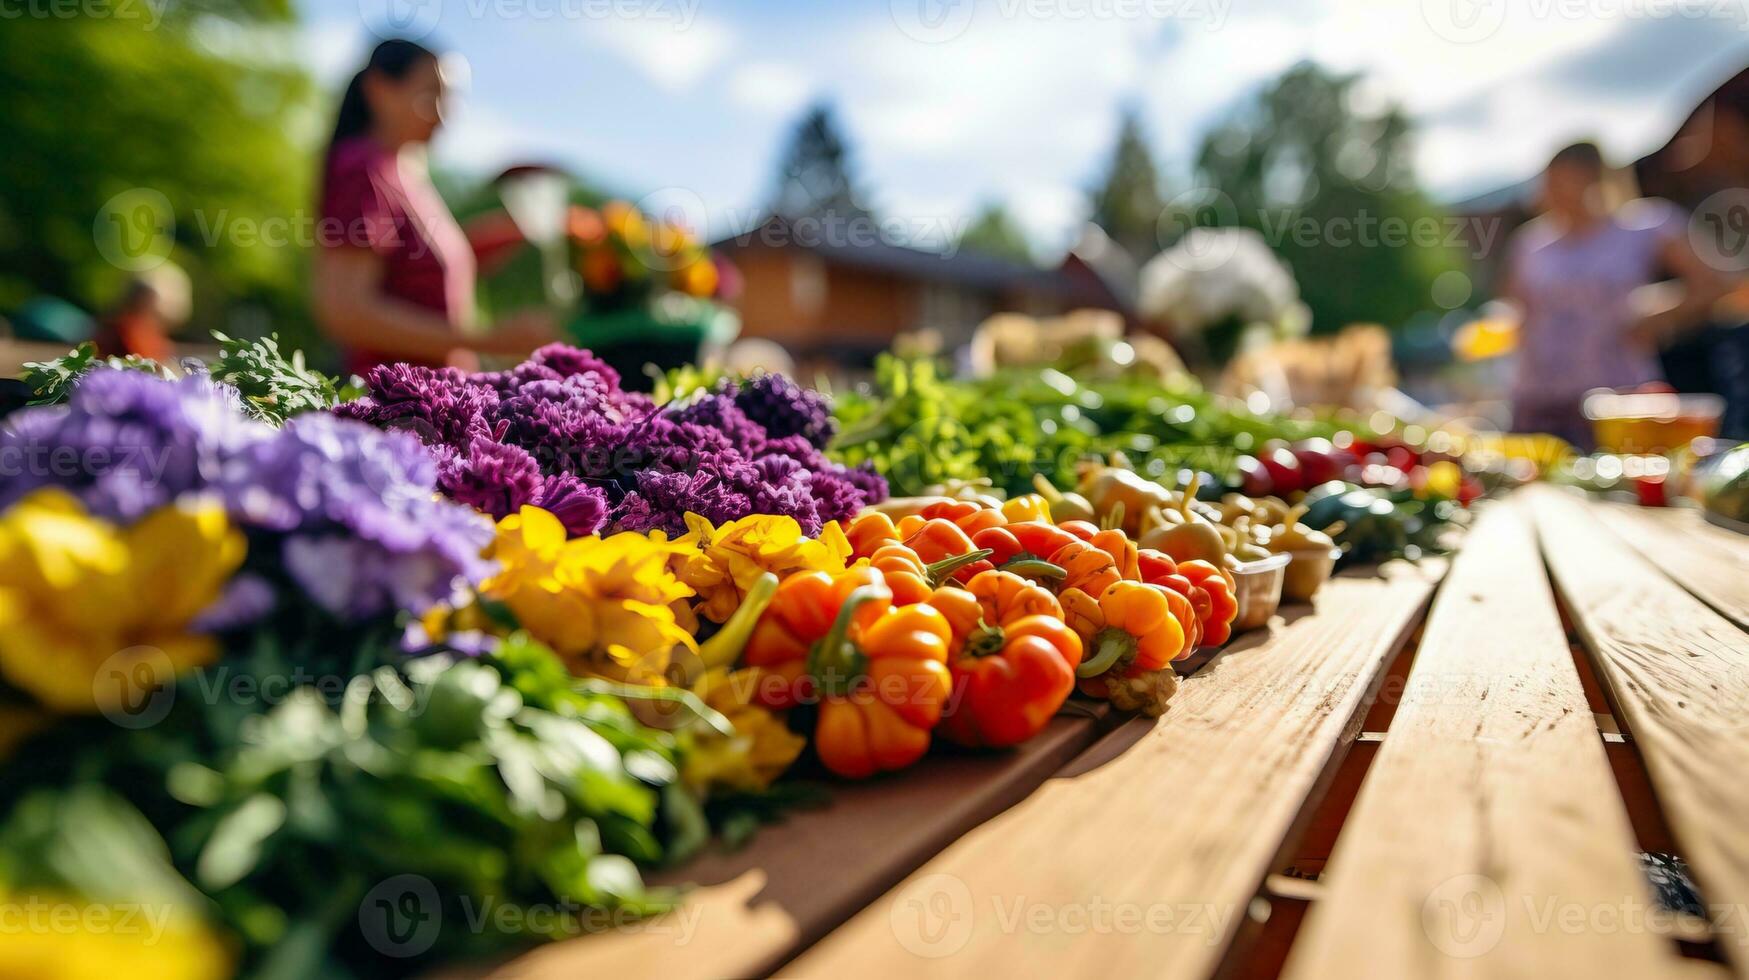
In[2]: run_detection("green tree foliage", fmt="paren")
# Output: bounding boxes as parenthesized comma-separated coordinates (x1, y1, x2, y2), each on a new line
(1088, 109, 1167, 262)
(0, 13, 317, 347)
(1190, 62, 1466, 333)
(768, 102, 869, 222)
(957, 201, 1035, 264)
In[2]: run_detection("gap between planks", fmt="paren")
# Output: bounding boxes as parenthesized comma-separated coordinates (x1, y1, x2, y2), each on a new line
(1280, 496, 1683, 980)
(785, 560, 1444, 979)
(1531, 486, 1749, 979)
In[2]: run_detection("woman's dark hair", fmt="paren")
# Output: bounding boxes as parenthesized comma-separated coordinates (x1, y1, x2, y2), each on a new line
(326, 39, 439, 163)
(1548, 140, 1605, 174)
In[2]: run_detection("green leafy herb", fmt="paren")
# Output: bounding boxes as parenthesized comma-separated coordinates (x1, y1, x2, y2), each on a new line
(19, 342, 166, 405)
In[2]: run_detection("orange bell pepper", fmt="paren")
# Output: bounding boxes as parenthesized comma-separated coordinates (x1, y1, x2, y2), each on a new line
(846, 511, 900, 560)
(864, 541, 992, 606)
(903, 517, 995, 583)
(1048, 538, 1122, 596)
(1136, 549, 1200, 650)
(917, 499, 1008, 536)
(1089, 527, 1140, 581)
(1059, 581, 1185, 716)
(928, 570, 1081, 748)
(1058, 519, 1099, 541)
(970, 521, 1077, 582)
(1178, 559, 1238, 647)
(846, 511, 927, 560)
(744, 565, 954, 778)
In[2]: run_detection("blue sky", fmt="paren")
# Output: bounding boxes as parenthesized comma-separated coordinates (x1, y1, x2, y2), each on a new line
(286, 0, 1749, 255)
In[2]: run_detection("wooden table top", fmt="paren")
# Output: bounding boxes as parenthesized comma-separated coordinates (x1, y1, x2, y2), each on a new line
(475, 488, 1749, 980)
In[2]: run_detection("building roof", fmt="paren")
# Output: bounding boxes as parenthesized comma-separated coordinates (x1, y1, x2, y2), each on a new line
(712, 215, 1132, 313)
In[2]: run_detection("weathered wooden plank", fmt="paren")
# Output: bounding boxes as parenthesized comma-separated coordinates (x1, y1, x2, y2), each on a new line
(787, 560, 1444, 978)
(1531, 486, 1749, 975)
(1282, 499, 1677, 979)
(482, 711, 1108, 979)
(1594, 502, 1749, 631)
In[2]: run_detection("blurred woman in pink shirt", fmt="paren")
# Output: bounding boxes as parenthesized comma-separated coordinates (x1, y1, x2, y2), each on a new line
(312, 39, 553, 374)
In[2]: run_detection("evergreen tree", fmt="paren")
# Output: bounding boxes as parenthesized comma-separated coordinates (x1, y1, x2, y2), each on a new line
(1088, 109, 1167, 261)
(768, 103, 869, 222)
(1191, 62, 1465, 333)
(957, 202, 1034, 263)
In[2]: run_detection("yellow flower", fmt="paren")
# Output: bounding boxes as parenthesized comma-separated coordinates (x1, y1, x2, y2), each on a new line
(482, 507, 699, 685)
(602, 201, 649, 250)
(675, 514, 851, 623)
(0, 492, 243, 715)
(0, 890, 231, 980)
(680, 668, 805, 794)
(673, 258, 718, 298)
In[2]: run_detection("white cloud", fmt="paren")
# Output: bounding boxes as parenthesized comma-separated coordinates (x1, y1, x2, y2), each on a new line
(727, 62, 812, 115)
(581, 14, 735, 92)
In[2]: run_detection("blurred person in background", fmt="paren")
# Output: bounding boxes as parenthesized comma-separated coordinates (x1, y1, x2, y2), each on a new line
(1660, 77, 1749, 438)
(312, 39, 554, 374)
(1502, 141, 1725, 448)
(94, 263, 191, 363)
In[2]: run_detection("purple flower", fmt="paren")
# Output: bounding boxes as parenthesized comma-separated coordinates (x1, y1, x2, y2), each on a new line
(731, 373, 836, 449)
(340, 344, 880, 537)
(0, 369, 267, 522)
(1, 370, 494, 623)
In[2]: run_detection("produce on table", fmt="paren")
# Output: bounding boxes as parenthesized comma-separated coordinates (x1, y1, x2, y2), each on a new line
(339, 346, 885, 537)
(2, 337, 1437, 977)
(1701, 443, 1749, 524)
(1061, 580, 1187, 716)
(930, 571, 1083, 748)
(831, 356, 1340, 499)
(1299, 480, 1459, 565)
(744, 566, 955, 778)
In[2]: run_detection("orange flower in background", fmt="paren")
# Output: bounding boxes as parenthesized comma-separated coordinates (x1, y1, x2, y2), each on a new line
(567, 205, 606, 246)
(581, 246, 623, 294)
(675, 258, 718, 298)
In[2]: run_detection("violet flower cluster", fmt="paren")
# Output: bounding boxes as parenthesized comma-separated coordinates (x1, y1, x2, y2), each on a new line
(0, 369, 494, 622)
(336, 344, 886, 537)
